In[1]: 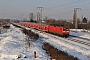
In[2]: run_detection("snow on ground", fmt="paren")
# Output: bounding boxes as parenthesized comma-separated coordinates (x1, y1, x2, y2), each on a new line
(31, 29, 90, 60)
(0, 25, 50, 60)
(1, 24, 89, 60)
(70, 29, 90, 39)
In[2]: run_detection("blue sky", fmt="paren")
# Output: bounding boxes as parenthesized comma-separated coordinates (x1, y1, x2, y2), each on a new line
(0, 0, 90, 20)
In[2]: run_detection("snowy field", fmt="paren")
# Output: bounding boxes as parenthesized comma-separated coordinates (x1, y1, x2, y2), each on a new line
(0, 24, 90, 60)
(0, 25, 50, 60)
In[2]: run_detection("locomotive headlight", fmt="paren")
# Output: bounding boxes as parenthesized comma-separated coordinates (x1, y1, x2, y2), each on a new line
(63, 31, 66, 32)
(63, 31, 69, 32)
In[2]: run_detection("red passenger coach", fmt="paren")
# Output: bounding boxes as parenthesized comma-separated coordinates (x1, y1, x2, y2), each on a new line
(33, 24, 40, 29)
(19, 22, 22, 25)
(19, 22, 70, 37)
(49, 26, 55, 33)
(44, 25, 49, 32)
(27, 23, 31, 27)
(41, 25, 46, 31)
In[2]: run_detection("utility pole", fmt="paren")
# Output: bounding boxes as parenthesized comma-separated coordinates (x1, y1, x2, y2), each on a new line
(37, 7, 44, 25)
(73, 8, 81, 29)
(30, 13, 34, 22)
(37, 12, 40, 22)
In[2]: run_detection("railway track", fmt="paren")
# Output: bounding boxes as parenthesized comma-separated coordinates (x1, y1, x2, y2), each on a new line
(48, 32, 90, 47)
(66, 38, 90, 46)
(31, 27, 90, 49)
(29, 28, 90, 47)
(37, 31, 90, 50)
(40, 30, 90, 47)
(11, 23, 90, 49)
(67, 35, 90, 46)
(69, 35, 90, 41)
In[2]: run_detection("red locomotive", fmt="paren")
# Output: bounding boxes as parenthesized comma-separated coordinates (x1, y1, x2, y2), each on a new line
(19, 22, 70, 37)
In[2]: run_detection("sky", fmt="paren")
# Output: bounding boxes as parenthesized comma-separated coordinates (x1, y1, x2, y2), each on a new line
(0, 0, 90, 20)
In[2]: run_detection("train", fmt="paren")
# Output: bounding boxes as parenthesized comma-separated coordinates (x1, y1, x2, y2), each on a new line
(19, 22, 70, 37)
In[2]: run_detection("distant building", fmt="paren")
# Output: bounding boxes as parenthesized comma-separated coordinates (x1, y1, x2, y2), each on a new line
(82, 17, 87, 23)
(78, 17, 88, 29)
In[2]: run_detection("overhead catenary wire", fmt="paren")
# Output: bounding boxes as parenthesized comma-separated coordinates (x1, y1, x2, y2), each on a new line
(44, 2, 90, 18)
(44, 0, 87, 10)
(59, 2, 90, 10)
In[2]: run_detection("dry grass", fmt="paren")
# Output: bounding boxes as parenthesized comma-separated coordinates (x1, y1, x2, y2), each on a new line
(22, 28, 39, 40)
(43, 43, 78, 60)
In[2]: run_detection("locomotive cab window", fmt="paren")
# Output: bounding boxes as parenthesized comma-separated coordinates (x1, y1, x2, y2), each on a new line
(63, 28, 69, 31)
